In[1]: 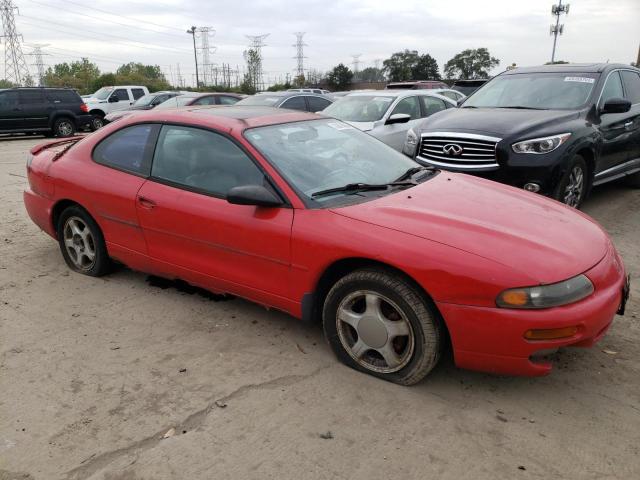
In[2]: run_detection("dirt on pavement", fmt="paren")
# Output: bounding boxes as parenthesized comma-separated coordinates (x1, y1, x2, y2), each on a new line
(1, 135, 639, 480)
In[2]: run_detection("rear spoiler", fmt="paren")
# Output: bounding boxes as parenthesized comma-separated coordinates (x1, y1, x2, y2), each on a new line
(30, 137, 82, 155)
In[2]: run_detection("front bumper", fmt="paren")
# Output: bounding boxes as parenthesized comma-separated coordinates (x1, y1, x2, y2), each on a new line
(437, 244, 628, 376)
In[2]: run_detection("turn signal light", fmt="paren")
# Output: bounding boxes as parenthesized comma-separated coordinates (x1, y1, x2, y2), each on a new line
(501, 290, 529, 306)
(524, 326, 579, 341)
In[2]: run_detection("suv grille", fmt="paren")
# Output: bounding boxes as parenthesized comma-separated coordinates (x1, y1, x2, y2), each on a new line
(417, 132, 501, 170)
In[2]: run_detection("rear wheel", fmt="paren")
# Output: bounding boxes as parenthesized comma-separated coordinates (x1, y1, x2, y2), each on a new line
(323, 269, 442, 385)
(56, 206, 111, 277)
(553, 155, 588, 208)
(53, 117, 75, 137)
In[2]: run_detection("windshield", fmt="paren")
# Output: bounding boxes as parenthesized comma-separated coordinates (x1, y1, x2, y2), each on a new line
(236, 95, 283, 106)
(244, 119, 420, 205)
(463, 72, 599, 109)
(323, 95, 395, 122)
(156, 95, 196, 109)
(92, 87, 114, 100)
(132, 94, 156, 107)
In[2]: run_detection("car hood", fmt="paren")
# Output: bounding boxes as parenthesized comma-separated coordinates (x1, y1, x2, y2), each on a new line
(330, 173, 609, 285)
(343, 120, 377, 132)
(419, 107, 580, 138)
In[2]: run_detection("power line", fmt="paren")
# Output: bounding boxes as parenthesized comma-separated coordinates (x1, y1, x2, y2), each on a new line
(1, 0, 31, 85)
(550, 1, 570, 63)
(292, 32, 306, 80)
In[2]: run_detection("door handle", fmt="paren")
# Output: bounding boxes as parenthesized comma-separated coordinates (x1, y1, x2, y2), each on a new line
(137, 196, 157, 209)
(624, 121, 634, 130)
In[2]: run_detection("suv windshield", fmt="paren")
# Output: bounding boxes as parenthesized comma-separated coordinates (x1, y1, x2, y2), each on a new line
(463, 72, 599, 109)
(323, 95, 395, 122)
(92, 87, 114, 100)
(244, 119, 422, 205)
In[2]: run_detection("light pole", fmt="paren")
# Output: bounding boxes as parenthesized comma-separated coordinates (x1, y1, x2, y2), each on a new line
(187, 26, 200, 88)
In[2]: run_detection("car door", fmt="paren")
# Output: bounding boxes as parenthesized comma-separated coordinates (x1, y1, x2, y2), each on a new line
(135, 124, 294, 305)
(109, 88, 132, 111)
(596, 71, 634, 176)
(620, 70, 640, 163)
(86, 123, 159, 269)
(375, 96, 422, 151)
(18, 90, 49, 129)
(0, 91, 22, 130)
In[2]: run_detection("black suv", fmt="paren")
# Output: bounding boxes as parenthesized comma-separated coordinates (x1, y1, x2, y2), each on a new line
(0, 87, 92, 137)
(403, 64, 640, 207)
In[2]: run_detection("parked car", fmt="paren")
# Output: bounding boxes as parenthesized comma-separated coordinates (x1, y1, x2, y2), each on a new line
(386, 80, 449, 90)
(323, 90, 456, 151)
(83, 85, 149, 130)
(103, 91, 184, 124)
(0, 87, 92, 137)
(451, 79, 489, 96)
(432, 88, 466, 105)
(404, 63, 640, 207)
(235, 91, 333, 112)
(287, 88, 331, 95)
(24, 107, 630, 385)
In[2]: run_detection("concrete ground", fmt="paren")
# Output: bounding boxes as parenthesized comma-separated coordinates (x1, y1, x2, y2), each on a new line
(1, 135, 639, 480)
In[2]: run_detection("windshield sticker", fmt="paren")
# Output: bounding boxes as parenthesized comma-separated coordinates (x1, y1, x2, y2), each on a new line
(327, 122, 355, 131)
(564, 77, 595, 84)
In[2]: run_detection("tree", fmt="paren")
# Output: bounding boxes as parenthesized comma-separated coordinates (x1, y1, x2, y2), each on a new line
(0, 79, 14, 88)
(266, 81, 292, 92)
(444, 48, 500, 79)
(115, 62, 170, 91)
(326, 63, 353, 91)
(43, 58, 101, 92)
(358, 67, 385, 82)
(383, 50, 441, 81)
(241, 48, 261, 94)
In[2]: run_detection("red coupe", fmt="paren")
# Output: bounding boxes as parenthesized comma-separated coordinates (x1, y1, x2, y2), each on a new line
(24, 107, 630, 385)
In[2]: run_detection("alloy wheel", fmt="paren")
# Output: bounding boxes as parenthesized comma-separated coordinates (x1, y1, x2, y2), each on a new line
(57, 120, 74, 137)
(563, 165, 584, 208)
(63, 217, 96, 271)
(336, 290, 415, 373)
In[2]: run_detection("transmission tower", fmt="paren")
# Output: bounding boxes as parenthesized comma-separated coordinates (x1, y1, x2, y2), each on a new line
(197, 27, 216, 87)
(176, 63, 184, 88)
(245, 34, 269, 91)
(25, 43, 49, 86)
(351, 54, 362, 80)
(550, 1, 570, 63)
(292, 32, 307, 82)
(1, 0, 31, 85)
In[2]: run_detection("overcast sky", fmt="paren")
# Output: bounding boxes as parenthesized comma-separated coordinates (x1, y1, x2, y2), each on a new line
(6, 0, 640, 87)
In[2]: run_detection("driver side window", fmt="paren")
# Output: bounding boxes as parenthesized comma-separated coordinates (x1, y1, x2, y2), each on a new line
(390, 96, 420, 120)
(600, 72, 624, 106)
(151, 125, 264, 198)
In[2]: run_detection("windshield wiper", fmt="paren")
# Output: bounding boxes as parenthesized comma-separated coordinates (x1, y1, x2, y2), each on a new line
(495, 106, 546, 110)
(394, 165, 435, 182)
(311, 181, 415, 198)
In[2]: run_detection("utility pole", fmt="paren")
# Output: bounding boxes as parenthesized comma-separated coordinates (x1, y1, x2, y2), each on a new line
(25, 43, 49, 86)
(245, 34, 269, 92)
(186, 26, 199, 88)
(351, 54, 362, 80)
(1, 0, 30, 85)
(292, 32, 307, 84)
(636, 43, 640, 67)
(197, 27, 216, 87)
(550, 1, 570, 63)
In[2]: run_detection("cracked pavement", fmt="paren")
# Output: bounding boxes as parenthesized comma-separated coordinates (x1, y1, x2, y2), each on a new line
(1, 136, 640, 479)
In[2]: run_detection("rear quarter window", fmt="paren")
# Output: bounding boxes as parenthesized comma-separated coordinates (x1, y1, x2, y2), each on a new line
(92, 124, 158, 176)
(46, 90, 82, 104)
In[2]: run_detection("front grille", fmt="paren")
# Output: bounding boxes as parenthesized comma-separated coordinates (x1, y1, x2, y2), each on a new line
(417, 132, 501, 170)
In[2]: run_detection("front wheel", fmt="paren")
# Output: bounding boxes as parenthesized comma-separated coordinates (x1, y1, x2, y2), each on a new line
(90, 114, 105, 131)
(56, 206, 111, 277)
(553, 155, 588, 208)
(323, 269, 442, 385)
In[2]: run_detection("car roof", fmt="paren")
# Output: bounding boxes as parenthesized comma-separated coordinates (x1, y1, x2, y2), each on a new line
(344, 90, 447, 99)
(125, 105, 318, 130)
(254, 91, 328, 98)
(503, 63, 639, 75)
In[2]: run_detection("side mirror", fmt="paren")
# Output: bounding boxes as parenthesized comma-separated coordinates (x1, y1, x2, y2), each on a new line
(386, 113, 411, 125)
(108, 95, 119, 103)
(227, 185, 284, 208)
(600, 97, 631, 115)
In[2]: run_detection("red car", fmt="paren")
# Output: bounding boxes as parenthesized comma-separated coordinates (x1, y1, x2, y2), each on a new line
(23, 107, 630, 385)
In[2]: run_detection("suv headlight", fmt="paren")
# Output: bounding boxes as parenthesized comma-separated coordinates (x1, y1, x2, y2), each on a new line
(403, 128, 418, 156)
(496, 274, 594, 309)
(512, 133, 571, 154)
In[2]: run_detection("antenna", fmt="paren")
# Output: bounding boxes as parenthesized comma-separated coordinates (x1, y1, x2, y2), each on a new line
(550, 0, 570, 63)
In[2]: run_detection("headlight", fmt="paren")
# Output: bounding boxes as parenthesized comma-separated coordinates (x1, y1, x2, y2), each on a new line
(405, 128, 418, 147)
(512, 133, 571, 154)
(496, 274, 593, 309)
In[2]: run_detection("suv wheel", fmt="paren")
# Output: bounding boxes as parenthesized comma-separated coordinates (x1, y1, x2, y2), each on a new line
(91, 114, 105, 131)
(53, 117, 75, 137)
(553, 155, 588, 208)
(323, 268, 442, 385)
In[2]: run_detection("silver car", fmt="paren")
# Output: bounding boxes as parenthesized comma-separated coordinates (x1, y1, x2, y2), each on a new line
(432, 88, 467, 105)
(322, 90, 457, 151)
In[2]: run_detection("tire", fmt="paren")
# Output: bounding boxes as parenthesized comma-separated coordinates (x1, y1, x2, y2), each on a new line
(56, 205, 111, 277)
(553, 155, 588, 208)
(90, 114, 105, 131)
(53, 117, 76, 137)
(625, 170, 640, 188)
(323, 268, 442, 385)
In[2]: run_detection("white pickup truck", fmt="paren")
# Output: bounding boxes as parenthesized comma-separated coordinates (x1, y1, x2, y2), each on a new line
(84, 85, 149, 130)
